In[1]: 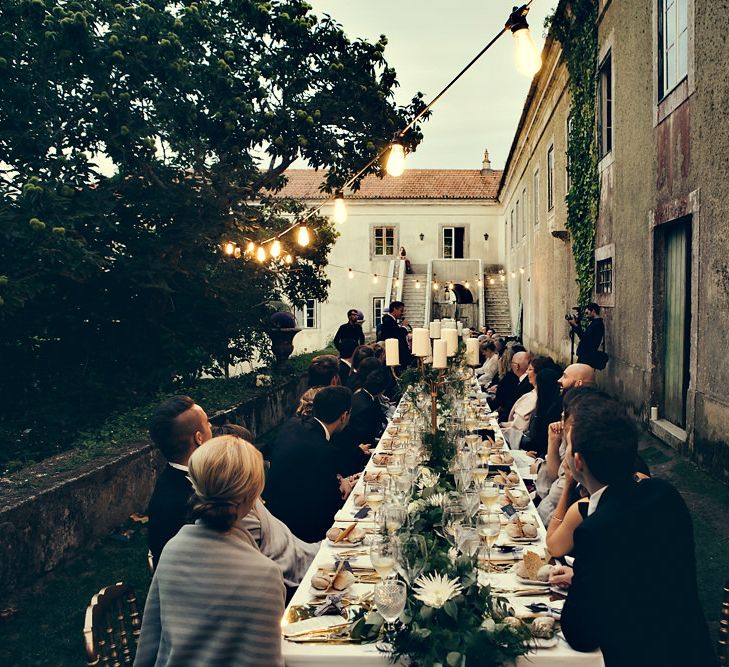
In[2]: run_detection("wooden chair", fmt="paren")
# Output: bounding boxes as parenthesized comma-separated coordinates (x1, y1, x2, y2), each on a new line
(84, 582, 142, 666)
(719, 578, 729, 666)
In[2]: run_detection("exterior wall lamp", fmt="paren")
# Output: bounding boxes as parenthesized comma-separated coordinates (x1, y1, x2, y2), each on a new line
(419, 233, 425, 241)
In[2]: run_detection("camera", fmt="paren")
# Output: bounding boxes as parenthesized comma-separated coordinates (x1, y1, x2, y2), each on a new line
(565, 313, 576, 321)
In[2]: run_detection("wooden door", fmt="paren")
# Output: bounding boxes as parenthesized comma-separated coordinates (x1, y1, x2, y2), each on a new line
(662, 221, 691, 427)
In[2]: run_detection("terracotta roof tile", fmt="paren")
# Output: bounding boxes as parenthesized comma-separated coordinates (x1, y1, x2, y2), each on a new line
(271, 169, 502, 200)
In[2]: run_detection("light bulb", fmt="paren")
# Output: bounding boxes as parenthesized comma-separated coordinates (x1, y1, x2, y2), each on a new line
(372, 274, 378, 284)
(246, 241, 255, 255)
(520, 267, 525, 274)
(224, 242, 235, 255)
(348, 268, 354, 279)
(233, 247, 241, 259)
(464, 280, 470, 289)
(270, 239, 281, 258)
(433, 281, 439, 290)
(415, 280, 421, 289)
(333, 192, 347, 224)
(386, 142, 406, 177)
(256, 246, 266, 262)
(297, 224, 310, 247)
(284, 254, 293, 264)
(477, 279, 482, 287)
(511, 271, 516, 278)
(394, 278, 399, 287)
(489, 278, 495, 285)
(448, 282, 454, 290)
(512, 26, 542, 77)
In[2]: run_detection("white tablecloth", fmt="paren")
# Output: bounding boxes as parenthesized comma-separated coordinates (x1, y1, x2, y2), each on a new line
(282, 388, 604, 667)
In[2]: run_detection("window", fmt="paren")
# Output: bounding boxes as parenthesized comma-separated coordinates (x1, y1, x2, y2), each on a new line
(596, 258, 613, 294)
(547, 145, 555, 211)
(510, 209, 515, 248)
(442, 227, 454, 258)
(598, 52, 613, 157)
(372, 297, 385, 330)
(522, 188, 528, 235)
(515, 200, 520, 241)
(660, 0, 688, 97)
(533, 169, 540, 225)
(566, 114, 573, 192)
(373, 226, 395, 256)
(295, 299, 318, 328)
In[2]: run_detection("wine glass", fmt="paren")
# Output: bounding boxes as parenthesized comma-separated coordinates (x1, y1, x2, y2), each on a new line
(461, 487, 481, 521)
(455, 524, 480, 558)
(374, 579, 407, 637)
(454, 466, 473, 492)
(479, 481, 501, 512)
(382, 503, 407, 535)
(441, 503, 466, 547)
(478, 512, 502, 573)
(365, 481, 385, 523)
(370, 535, 399, 580)
(397, 534, 428, 584)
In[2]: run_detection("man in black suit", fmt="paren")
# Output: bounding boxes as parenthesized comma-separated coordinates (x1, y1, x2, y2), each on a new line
(337, 337, 357, 387)
(146, 395, 212, 567)
(333, 309, 365, 353)
(550, 392, 715, 666)
(376, 300, 412, 369)
(264, 386, 354, 542)
(490, 350, 532, 421)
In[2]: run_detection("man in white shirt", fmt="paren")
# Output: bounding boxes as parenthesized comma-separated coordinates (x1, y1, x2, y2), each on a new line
(476, 341, 499, 387)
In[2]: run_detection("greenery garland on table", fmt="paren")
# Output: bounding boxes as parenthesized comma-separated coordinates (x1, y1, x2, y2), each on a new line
(547, 0, 600, 309)
(349, 364, 534, 666)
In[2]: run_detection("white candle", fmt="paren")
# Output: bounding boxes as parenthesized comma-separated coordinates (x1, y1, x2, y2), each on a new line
(412, 328, 430, 357)
(650, 406, 658, 421)
(429, 320, 442, 339)
(385, 338, 400, 367)
(442, 319, 456, 330)
(466, 338, 480, 366)
(432, 339, 448, 368)
(443, 329, 459, 356)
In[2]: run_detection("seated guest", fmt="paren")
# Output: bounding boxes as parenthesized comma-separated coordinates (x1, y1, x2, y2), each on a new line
(146, 396, 316, 589)
(135, 436, 285, 667)
(347, 344, 375, 388)
(550, 394, 715, 666)
(345, 368, 389, 446)
(337, 337, 358, 386)
(264, 386, 354, 542)
(518, 367, 562, 457)
(307, 354, 340, 388)
(534, 365, 596, 523)
(490, 350, 532, 422)
(347, 356, 381, 391)
(476, 341, 499, 387)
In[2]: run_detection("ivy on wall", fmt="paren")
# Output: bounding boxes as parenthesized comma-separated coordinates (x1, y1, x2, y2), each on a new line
(547, 0, 600, 308)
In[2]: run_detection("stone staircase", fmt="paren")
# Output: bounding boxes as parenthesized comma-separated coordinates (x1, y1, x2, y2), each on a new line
(483, 277, 512, 336)
(401, 273, 427, 329)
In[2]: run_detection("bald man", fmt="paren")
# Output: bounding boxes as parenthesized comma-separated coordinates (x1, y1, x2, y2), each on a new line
(491, 350, 534, 422)
(558, 363, 596, 394)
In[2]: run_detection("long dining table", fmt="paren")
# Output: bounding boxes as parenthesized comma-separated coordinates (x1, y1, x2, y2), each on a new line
(281, 380, 604, 666)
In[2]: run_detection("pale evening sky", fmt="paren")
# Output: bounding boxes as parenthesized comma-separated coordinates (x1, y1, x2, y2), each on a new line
(304, 0, 557, 171)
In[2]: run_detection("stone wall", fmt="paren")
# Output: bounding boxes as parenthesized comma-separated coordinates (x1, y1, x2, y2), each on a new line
(0, 373, 307, 597)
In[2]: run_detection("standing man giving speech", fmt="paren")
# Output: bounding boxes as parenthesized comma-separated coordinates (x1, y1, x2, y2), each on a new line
(333, 308, 365, 353)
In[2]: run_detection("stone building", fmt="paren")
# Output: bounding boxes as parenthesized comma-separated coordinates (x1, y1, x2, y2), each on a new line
(501, 0, 729, 477)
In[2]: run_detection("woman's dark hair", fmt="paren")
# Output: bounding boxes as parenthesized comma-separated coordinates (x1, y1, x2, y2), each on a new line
(352, 344, 375, 370)
(531, 355, 555, 374)
(535, 368, 561, 422)
(349, 356, 381, 390)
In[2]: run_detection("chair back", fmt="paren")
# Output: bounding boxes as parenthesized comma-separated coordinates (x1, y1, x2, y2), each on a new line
(720, 578, 729, 666)
(84, 582, 142, 666)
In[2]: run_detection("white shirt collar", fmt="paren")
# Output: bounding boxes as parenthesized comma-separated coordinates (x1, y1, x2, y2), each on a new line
(587, 485, 608, 516)
(169, 462, 189, 472)
(341, 358, 352, 368)
(314, 417, 331, 441)
(386, 312, 397, 321)
(519, 371, 529, 383)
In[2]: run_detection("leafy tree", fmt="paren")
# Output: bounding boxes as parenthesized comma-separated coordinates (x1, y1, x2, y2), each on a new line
(0, 0, 425, 459)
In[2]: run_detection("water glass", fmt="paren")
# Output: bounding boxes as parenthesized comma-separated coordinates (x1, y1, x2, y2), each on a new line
(374, 579, 407, 626)
(398, 534, 428, 584)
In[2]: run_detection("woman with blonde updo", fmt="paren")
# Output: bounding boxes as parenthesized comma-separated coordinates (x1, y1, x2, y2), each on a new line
(135, 436, 285, 667)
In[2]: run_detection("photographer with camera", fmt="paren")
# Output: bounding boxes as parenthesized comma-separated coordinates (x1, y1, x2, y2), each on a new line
(567, 303, 606, 370)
